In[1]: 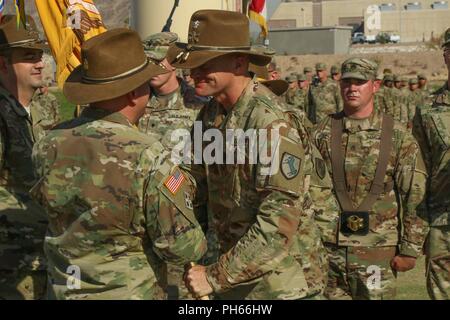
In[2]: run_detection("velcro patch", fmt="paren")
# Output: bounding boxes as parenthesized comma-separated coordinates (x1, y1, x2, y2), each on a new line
(164, 169, 185, 195)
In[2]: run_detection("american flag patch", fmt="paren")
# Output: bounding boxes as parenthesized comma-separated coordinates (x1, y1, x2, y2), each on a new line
(164, 169, 185, 195)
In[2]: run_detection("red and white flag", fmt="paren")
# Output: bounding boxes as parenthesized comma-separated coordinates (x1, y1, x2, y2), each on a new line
(248, 0, 268, 38)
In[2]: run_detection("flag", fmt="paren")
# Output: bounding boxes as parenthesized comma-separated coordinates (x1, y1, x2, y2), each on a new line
(15, 0, 26, 27)
(164, 170, 185, 195)
(0, 0, 5, 21)
(248, 0, 268, 38)
(35, 0, 107, 88)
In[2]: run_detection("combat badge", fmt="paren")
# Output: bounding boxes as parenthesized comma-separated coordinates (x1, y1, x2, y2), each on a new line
(281, 152, 301, 180)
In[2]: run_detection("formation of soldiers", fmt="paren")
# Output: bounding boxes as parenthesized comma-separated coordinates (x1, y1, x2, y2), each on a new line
(0, 10, 448, 300)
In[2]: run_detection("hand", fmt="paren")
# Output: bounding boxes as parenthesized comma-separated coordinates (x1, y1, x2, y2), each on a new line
(184, 264, 213, 299)
(390, 255, 416, 272)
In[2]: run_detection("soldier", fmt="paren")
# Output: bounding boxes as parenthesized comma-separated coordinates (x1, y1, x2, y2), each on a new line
(0, 15, 59, 300)
(169, 9, 328, 300)
(182, 69, 195, 87)
(304, 66, 313, 82)
(285, 74, 299, 105)
(308, 62, 343, 125)
(139, 32, 208, 151)
(409, 78, 424, 108)
(331, 65, 341, 81)
(30, 29, 207, 300)
(384, 74, 415, 128)
(417, 73, 432, 103)
(413, 28, 450, 300)
(313, 58, 428, 300)
(267, 61, 281, 80)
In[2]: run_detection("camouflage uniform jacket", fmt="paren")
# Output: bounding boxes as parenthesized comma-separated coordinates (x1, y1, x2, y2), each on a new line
(29, 90, 61, 142)
(0, 86, 58, 272)
(309, 79, 343, 124)
(285, 88, 308, 112)
(138, 78, 207, 150)
(313, 107, 428, 257)
(192, 77, 328, 300)
(31, 108, 207, 299)
(413, 83, 450, 226)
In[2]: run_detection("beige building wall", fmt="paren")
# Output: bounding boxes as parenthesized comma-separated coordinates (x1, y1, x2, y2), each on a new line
(131, 0, 242, 42)
(367, 9, 450, 42)
(270, 1, 314, 28)
(271, 0, 449, 42)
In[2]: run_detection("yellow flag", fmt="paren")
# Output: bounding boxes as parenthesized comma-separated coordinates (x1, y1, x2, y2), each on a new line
(35, 0, 107, 88)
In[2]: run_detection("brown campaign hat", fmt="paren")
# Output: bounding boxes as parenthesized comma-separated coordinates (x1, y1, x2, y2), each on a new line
(249, 63, 288, 96)
(0, 15, 48, 51)
(64, 28, 169, 105)
(168, 10, 272, 69)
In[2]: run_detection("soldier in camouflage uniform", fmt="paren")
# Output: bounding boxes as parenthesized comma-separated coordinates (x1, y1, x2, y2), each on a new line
(30, 29, 207, 300)
(0, 15, 60, 300)
(382, 75, 415, 128)
(169, 10, 328, 300)
(285, 74, 300, 105)
(413, 29, 450, 300)
(139, 32, 208, 151)
(418, 74, 433, 105)
(304, 66, 313, 83)
(308, 62, 343, 125)
(409, 78, 425, 108)
(313, 58, 428, 300)
(331, 65, 341, 82)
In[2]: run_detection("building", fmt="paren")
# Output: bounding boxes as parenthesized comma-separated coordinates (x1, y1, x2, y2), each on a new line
(131, 0, 244, 41)
(269, 0, 450, 42)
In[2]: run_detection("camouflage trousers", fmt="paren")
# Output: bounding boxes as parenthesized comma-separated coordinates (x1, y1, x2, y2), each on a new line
(425, 225, 450, 300)
(325, 244, 397, 300)
(0, 270, 47, 300)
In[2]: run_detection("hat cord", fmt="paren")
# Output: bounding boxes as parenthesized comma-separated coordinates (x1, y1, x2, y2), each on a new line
(82, 58, 152, 84)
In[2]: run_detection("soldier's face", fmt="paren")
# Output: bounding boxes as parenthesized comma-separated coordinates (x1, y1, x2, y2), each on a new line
(298, 80, 308, 89)
(288, 81, 298, 89)
(5, 48, 44, 90)
(332, 73, 341, 81)
(418, 79, 426, 87)
(384, 81, 393, 88)
(191, 54, 243, 97)
(410, 84, 418, 91)
(394, 81, 401, 89)
(317, 70, 327, 81)
(340, 78, 376, 111)
(149, 58, 175, 89)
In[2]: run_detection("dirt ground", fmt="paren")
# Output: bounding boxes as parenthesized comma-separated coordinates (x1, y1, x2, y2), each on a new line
(275, 46, 448, 82)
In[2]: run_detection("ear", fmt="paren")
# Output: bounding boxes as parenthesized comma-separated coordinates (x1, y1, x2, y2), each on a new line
(234, 55, 249, 73)
(125, 88, 139, 106)
(373, 80, 381, 93)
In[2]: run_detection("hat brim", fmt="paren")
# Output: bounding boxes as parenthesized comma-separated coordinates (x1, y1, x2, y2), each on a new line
(63, 61, 169, 105)
(341, 72, 372, 81)
(0, 41, 49, 51)
(261, 80, 288, 96)
(167, 42, 272, 69)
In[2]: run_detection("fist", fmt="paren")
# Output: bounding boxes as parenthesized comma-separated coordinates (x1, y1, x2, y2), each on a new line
(184, 264, 213, 299)
(390, 255, 416, 272)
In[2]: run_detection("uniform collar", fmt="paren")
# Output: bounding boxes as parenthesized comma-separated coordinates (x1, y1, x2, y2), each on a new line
(80, 107, 135, 128)
(0, 86, 29, 118)
(342, 106, 382, 133)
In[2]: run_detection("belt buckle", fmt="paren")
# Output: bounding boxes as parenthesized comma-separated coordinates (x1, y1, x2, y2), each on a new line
(346, 215, 365, 232)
